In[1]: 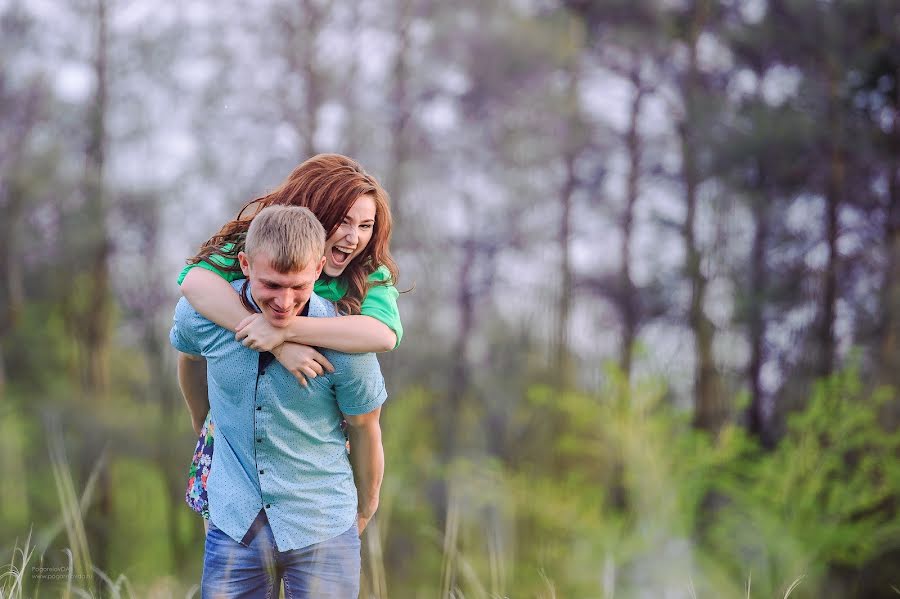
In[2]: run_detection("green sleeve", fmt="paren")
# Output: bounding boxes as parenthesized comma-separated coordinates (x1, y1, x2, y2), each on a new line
(176, 244, 243, 286)
(360, 266, 403, 348)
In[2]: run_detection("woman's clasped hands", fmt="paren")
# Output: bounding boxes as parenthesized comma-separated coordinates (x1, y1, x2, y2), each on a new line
(236, 313, 334, 386)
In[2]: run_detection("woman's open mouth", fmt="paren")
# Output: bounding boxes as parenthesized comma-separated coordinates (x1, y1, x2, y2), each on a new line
(330, 246, 353, 267)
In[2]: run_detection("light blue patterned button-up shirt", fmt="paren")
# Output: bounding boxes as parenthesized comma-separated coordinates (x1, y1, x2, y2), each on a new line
(170, 280, 387, 551)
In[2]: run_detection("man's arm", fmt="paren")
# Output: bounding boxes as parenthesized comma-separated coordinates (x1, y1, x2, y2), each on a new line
(177, 352, 209, 435)
(343, 407, 384, 534)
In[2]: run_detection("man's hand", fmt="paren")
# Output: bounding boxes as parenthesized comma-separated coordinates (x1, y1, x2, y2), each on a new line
(270, 342, 334, 386)
(357, 513, 372, 535)
(235, 313, 287, 351)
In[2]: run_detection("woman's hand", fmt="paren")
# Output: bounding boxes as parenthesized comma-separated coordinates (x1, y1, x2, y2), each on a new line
(235, 313, 287, 351)
(270, 342, 335, 386)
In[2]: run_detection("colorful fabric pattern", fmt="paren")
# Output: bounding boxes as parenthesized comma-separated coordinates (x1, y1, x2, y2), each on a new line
(185, 414, 214, 519)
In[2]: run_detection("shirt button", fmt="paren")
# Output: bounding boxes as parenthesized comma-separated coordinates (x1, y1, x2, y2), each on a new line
(256, 406, 262, 411)
(257, 438, 262, 443)
(266, 504, 271, 509)
(259, 469, 265, 474)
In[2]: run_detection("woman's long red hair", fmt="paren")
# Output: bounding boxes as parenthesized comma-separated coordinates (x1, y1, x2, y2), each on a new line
(188, 154, 398, 315)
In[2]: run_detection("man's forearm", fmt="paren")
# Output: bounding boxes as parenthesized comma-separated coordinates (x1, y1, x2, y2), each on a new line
(177, 352, 210, 435)
(345, 414, 384, 521)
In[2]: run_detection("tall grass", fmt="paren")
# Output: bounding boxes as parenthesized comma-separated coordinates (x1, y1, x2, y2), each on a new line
(4, 368, 897, 597)
(1, 439, 820, 599)
(0, 425, 136, 599)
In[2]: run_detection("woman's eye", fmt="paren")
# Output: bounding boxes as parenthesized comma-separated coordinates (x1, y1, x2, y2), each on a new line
(360, 224, 373, 230)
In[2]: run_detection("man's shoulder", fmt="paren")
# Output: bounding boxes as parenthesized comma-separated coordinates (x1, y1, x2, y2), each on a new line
(305, 294, 380, 375)
(321, 347, 382, 384)
(307, 293, 338, 318)
(172, 296, 228, 342)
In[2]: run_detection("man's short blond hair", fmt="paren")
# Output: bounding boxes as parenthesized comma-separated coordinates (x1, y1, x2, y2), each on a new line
(244, 205, 325, 272)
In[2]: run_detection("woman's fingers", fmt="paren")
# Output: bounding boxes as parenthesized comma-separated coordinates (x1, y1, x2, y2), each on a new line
(309, 360, 325, 377)
(235, 314, 257, 333)
(314, 353, 335, 373)
(290, 370, 309, 387)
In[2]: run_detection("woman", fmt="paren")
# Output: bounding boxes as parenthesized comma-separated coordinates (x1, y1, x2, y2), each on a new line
(177, 153, 402, 519)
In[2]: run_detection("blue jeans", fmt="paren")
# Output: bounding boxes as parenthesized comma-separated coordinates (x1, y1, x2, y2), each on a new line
(202, 513, 360, 599)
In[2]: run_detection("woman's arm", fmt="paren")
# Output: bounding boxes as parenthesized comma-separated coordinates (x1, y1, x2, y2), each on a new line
(181, 267, 252, 332)
(185, 264, 398, 352)
(237, 314, 396, 353)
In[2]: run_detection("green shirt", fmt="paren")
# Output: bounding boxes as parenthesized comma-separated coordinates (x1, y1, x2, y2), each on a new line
(177, 248, 403, 347)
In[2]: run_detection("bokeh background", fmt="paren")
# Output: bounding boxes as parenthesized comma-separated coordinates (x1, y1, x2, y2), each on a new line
(2, 0, 900, 597)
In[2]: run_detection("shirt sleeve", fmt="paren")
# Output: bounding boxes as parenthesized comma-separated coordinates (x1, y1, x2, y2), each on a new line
(170, 297, 213, 356)
(328, 351, 388, 416)
(360, 266, 403, 348)
(177, 244, 243, 286)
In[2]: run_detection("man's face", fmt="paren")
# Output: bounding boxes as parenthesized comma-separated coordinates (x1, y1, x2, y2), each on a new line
(238, 249, 325, 328)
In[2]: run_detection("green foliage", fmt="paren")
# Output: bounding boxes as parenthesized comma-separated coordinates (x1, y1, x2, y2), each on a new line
(2, 302, 77, 398)
(107, 458, 174, 584)
(372, 367, 900, 597)
(708, 368, 900, 597)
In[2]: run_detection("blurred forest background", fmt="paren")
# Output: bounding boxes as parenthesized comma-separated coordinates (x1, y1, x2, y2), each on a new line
(2, 0, 900, 597)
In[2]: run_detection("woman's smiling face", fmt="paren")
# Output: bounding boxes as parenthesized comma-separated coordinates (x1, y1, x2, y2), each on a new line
(323, 194, 376, 277)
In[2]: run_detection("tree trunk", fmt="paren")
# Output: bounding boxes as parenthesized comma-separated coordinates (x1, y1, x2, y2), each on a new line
(819, 73, 843, 378)
(78, 0, 113, 574)
(280, 0, 324, 157)
(443, 237, 477, 460)
(83, 0, 111, 397)
(619, 64, 643, 381)
(555, 66, 580, 389)
(301, 0, 321, 157)
(341, 2, 362, 159)
(0, 181, 25, 399)
(747, 192, 769, 442)
(681, 11, 725, 432)
(878, 68, 900, 426)
(385, 0, 413, 229)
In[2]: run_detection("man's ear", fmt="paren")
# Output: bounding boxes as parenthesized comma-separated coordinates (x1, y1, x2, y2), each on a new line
(315, 255, 325, 278)
(238, 252, 251, 277)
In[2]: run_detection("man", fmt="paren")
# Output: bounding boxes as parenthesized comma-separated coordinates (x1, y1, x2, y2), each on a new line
(170, 205, 385, 598)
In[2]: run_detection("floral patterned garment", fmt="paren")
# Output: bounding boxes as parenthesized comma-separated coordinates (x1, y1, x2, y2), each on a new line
(185, 414, 214, 519)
